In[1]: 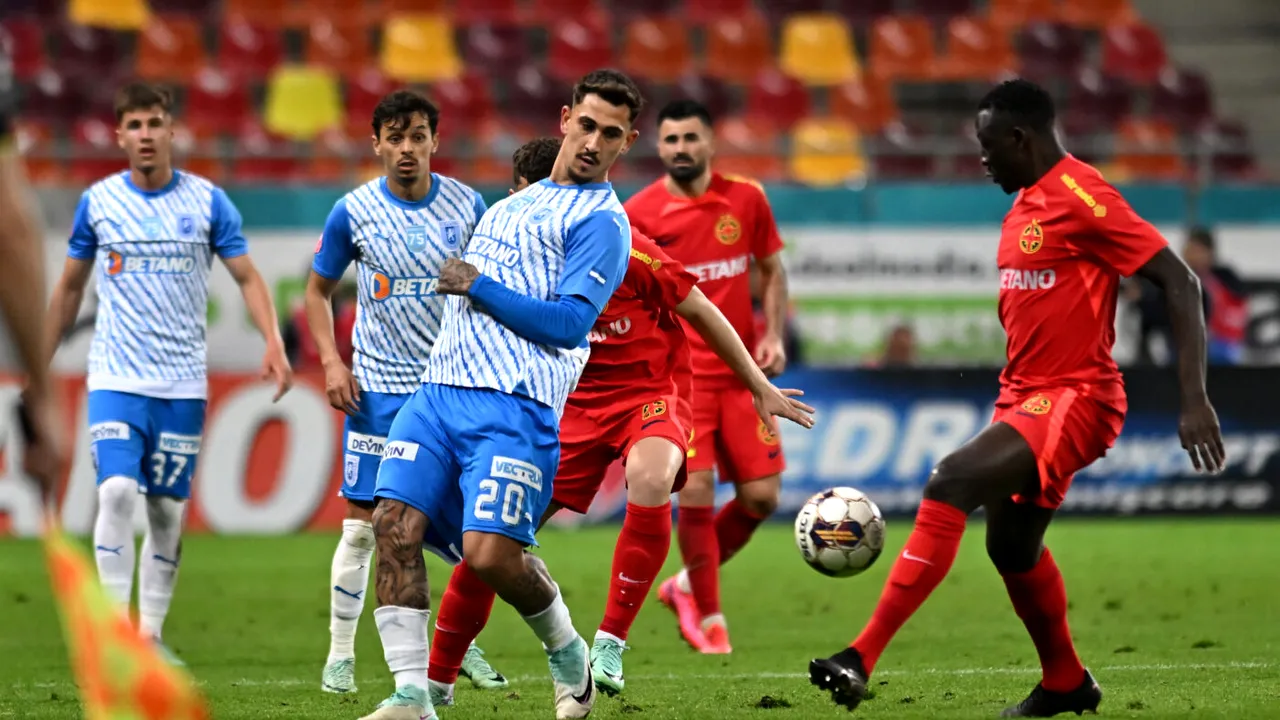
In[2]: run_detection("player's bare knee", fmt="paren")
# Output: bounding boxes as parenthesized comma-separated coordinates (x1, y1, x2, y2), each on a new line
(736, 476, 781, 517)
(461, 532, 522, 583)
(680, 470, 716, 506)
(922, 457, 983, 512)
(625, 464, 674, 505)
(345, 499, 375, 522)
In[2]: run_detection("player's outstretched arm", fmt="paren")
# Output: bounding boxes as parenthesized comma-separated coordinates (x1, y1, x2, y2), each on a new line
(676, 286, 814, 431)
(222, 254, 293, 401)
(439, 258, 597, 349)
(304, 270, 359, 414)
(1135, 247, 1225, 473)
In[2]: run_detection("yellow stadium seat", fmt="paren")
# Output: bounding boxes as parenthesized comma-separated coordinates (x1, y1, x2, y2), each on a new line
(380, 14, 462, 83)
(263, 65, 343, 141)
(779, 13, 859, 87)
(789, 117, 866, 187)
(69, 0, 151, 30)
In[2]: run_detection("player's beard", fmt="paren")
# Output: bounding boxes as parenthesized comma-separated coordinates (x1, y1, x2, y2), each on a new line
(666, 160, 705, 183)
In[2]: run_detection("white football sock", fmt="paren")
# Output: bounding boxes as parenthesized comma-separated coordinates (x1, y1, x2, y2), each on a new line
(522, 585, 577, 653)
(138, 495, 186, 641)
(676, 568, 691, 594)
(93, 476, 138, 607)
(328, 519, 375, 662)
(375, 606, 431, 691)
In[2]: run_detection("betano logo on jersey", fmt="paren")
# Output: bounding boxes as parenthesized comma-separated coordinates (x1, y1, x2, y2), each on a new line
(587, 316, 633, 343)
(369, 272, 439, 301)
(105, 251, 197, 276)
(1000, 268, 1057, 291)
(685, 254, 749, 283)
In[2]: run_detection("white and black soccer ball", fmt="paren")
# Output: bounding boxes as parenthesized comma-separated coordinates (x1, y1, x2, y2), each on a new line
(794, 487, 886, 578)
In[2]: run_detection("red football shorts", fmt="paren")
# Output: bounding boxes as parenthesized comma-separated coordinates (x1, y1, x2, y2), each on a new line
(553, 392, 691, 514)
(993, 385, 1127, 509)
(686, 385, 786, 484)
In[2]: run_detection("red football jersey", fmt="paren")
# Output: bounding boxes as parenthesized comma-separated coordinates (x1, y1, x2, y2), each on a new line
(997, 155, 1167, 403)
(625, 173, 784, 389)
(572, 229, 698, 401)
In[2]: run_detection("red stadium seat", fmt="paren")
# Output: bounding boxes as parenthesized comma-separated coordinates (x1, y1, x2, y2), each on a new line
(621, 16, 691, 84)
(1113, 117, 1184, 181)
(344, 69, 392, 139)
(2, 0, 65, 20)
(462, 24, 530, 79)
(744, 69, 811, 131)
(222, 0, 291, 28)
(868, 15, 937, 81)
(913, 0, 975, 21)
(148, 0, 216, 17)
(53, 24, 129, 82)
(610, 0, 681, 22)
(989, 0, 1057, 30)
(19, 69, 85, 128)
(671, 74, 735, 122)
(136, 15, 208, 82)
(872, 120, 937, 179)
(684, 0, 754, 26)
(429, 71, 496, 135)
(231, 119, 302, 183)
(503, 66, 567, 135)
(305, 18, 372, 79)
(173, 121, 226, 182)
(1057, 0, 1136, 30)
(1198, 119, 1261, 181)
(830, 73, 898, 134)
(306, 126, 355, 183)
(1, 19, 47, 80)
(1018, 21, 1086, 83)
(70, 117, 127, 184)
(375, 0, 448, 12)
(547, 15, 614, 84)
(526, 0, 598, 25)
(830, 0, 895, 27)
(758, 0, 825, 25)
(217, 19, 285, 82)
(450, 0, 520, 25)
(1101, 22, 1167, 85)
(1151, 67, 1213, 133)
(1065, 68, 1133, 129)
(185, 67, 254, 137)
(713, 115, 784, 182)
(704, 12, 773, 84)
(286, 0, 372, 29)
(934, 15, 1017, 81)
(14, 120, 63, 184)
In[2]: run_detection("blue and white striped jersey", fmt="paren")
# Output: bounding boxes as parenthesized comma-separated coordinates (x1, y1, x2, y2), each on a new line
(313, 175, 486, 395)
(423, 179, 631, 417)
(68, 171, 248, 400)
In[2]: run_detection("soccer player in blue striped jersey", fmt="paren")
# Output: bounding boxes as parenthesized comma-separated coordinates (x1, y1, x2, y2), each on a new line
(43, 83, 293, 663)
(305, 90, 487, 695)
(360, 70, 642, 720)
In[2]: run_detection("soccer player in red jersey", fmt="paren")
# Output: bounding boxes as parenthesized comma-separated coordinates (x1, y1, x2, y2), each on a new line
(425, 138, 814, 706)
(624, 99, 791, 654)
(810, 79, 1226, 717)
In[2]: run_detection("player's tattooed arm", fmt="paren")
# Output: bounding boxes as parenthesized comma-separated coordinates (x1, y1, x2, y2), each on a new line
(1135, 247, 1226, 473)
(371, 499, 431, 609)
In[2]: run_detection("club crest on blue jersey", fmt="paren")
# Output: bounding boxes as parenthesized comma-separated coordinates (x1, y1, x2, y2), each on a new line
(441, 221, 461, 249)
(527, 207, 555, 225)
(177, 214, 196, 239)
(404, 225, 428, 253)
(370, 271, 438, 301)
(106, 251, 197, 276)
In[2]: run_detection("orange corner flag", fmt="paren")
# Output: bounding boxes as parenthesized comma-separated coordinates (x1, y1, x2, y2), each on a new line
(43, 515, 208, 720)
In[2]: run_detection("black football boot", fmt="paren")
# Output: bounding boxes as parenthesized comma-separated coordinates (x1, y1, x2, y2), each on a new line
(809, 647, 870, 710)
(1001, 669, 1102, 717)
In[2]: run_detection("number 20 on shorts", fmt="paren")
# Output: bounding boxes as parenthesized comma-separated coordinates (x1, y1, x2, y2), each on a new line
(472, 456, 545, 528)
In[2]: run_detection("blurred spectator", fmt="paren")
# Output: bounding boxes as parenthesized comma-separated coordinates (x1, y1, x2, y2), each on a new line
(1183, 226, 1247, 364)
(749, 260, 803, 367)
(867, 323, 917, 367)
(282, 282, 356, 370)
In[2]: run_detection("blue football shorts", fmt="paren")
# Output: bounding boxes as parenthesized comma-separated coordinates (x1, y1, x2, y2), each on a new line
(87, 389, 207, 499)
(339, 391, 411, 503)
(374, 383, 560, 565)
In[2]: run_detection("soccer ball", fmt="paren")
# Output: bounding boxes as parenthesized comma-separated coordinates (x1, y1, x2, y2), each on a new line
(794, 487, 886, 578)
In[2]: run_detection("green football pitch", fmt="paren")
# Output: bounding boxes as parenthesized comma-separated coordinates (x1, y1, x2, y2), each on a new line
(1, 519, 1277, 719)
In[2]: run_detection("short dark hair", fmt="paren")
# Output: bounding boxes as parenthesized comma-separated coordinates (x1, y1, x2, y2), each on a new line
(1188, 225, 1215, 250)
(657, 99, 713, 128)
(114, 82, 172, 123)
(372, 90, 439, 139)
(978, 79, 1056, 132)
(513, 136, 561, 186)
(571, 69, 645, 124)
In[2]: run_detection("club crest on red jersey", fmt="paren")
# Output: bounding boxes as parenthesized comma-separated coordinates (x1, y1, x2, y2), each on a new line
(757, 420, 779, 445)
(715, 213, 742, 245)
(1020, 394, 1052, 415)
(1020, 219, 1044, 254)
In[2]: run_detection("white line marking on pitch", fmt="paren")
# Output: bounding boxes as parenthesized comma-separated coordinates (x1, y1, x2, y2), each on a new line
(11, 661, 1272, 690)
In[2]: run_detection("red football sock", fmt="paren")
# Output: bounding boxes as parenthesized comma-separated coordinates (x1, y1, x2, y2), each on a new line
(851, 499, 968, 674)
(599, 502, 672, 640)
(676, 504, 720, 618)
(1001, 548, 1085, 693)
(428, 560, 496, 685)
(714, 498, 767, 565)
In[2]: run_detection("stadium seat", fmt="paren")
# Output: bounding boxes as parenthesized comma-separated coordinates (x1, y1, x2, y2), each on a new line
(778, 13, 859, 87)
(713, 115, 784, 182)
(872, 120, 937, 179)
(53, 24, 129, 83)
(913, 0, 975, 21)
(450, 0, 520, 25)
(830, 0, 895, 27)
(462, 24, 530, 79)
(1151, 67, 1214, 132)
(704, 13, 773, 84)
(868, 15, 937, 81)
(1065, 68, 1133, 130)
(621, 17, 691, 83)
(788, 117, 866, 187)
(305, 19, 372, 79)
(1198, 119, 1260, 180)
(284, 0, 370, 29)
(470, 116, 535, 184)
(1, 0, 65, 20)
(547, 15, 615, 83)
(148, 0, 216, 17)
(217, 19, 285, 82)
(952, 119, 987, 179)
(344, 69, 393, 139)
(1018, 21, 1086, 83)
(830, 73, 897, 134)
(136, 15, 207, 82)
(231, 119, 301, 183)
(172, 121, 225, 182)
(185, 67, 254, 136)
(375, 0, 449, 12)
(14, 120, 63, 184)
(21, 69, 85, 128)
(685, 0, 754, 26)
(263, 65, 342, 141)
(503, 66, 567, 135)
(430, 71, 496, 134)
(934, 15, 1017, 81)
(1057, 0, 1136, 29)
(989, 0, 1057, 30)
(672, 74, 735, 122)
(1113, 117, 1184, 181)
(1, 19, 47, 80)
(1101, 22, 1167, 85)
(380, 14, 463, 83)
(70, 117, 127, 184)
(526, 0, 599, 25)
(68, 0, 151, 30)
(222, 0, 291, 28)
(611, 0, 681, 21)
(745, 69, 811, 130)
(307, 126, 355, 183)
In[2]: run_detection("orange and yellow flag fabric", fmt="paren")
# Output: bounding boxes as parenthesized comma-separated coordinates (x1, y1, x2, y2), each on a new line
(43, 517, 208, 720)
